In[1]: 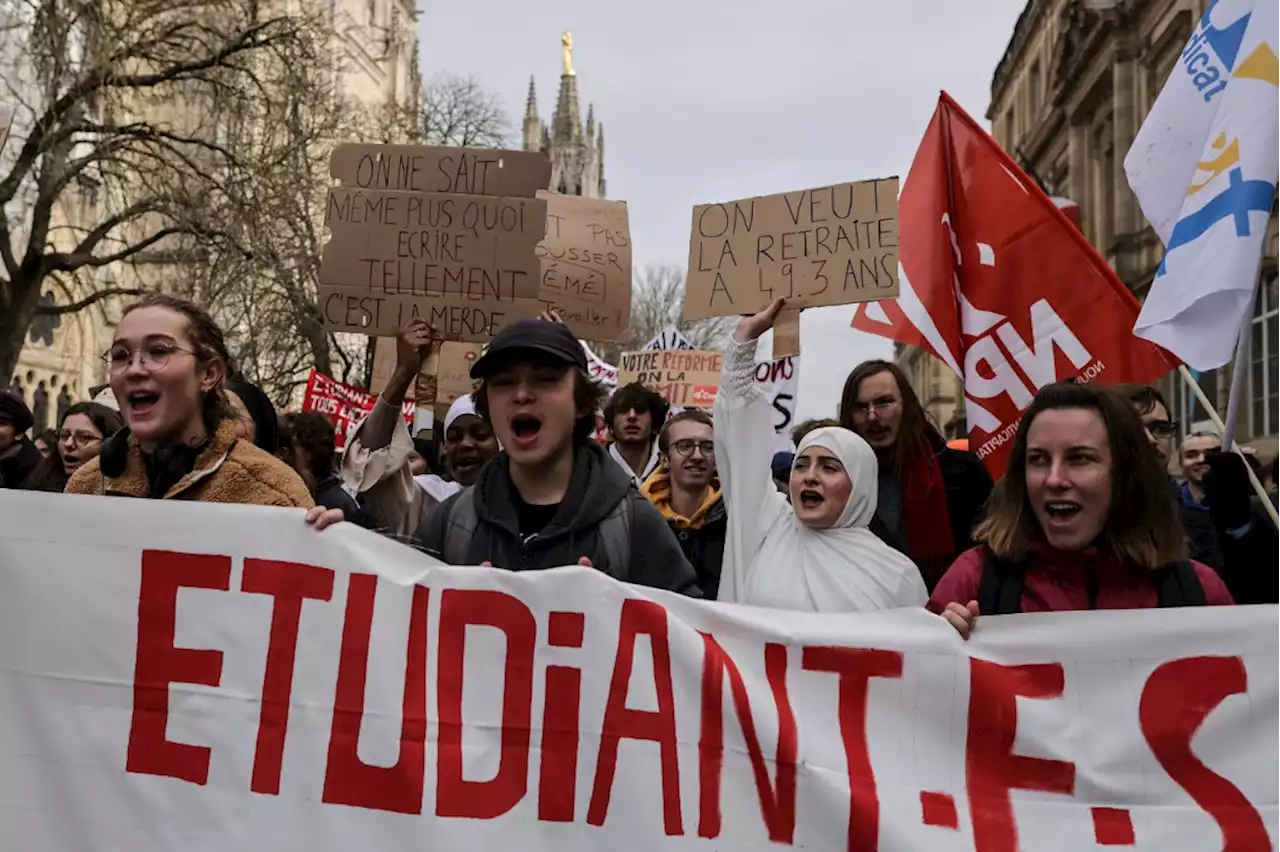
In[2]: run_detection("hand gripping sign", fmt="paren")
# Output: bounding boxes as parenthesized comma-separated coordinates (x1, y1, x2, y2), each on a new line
(0, 493, 1274, 852)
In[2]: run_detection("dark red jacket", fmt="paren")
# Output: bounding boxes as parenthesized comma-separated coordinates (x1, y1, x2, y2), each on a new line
(927, 544, 1233, 614)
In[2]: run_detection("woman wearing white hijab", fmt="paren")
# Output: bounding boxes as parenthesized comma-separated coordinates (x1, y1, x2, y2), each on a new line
(715, 299, 927, 612)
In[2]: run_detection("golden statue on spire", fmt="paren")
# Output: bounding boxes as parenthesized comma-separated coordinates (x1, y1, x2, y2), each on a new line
(561, 30, 575, 77)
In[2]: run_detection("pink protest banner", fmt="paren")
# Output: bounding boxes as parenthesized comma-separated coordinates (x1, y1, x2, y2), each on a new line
(301, 369, 414, 450)
(0, 494, 1275, 851)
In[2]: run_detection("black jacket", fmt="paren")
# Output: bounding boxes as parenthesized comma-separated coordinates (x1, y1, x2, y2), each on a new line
(419, 442, 701, 596)
(667, 496, 727, 600)
(313, 473, 379, 530)
(1204, 496, 1278, 606)
(939, 446, 995, 556)
(1174, 478, 1277, 605)
(875, 442, 993, 590)
(0, 438, 42, 489)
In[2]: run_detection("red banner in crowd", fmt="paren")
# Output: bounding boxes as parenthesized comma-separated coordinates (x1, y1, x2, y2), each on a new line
(301, 369, 414, 450)
(851, 92, 1177, 475)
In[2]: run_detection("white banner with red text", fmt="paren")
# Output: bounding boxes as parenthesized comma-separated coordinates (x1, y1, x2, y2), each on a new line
(0, 494, 1275, 852)
(301, 369, 415, 451)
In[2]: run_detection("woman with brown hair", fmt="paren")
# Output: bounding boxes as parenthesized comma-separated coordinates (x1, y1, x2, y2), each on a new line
(65, 293, 312, 506)
(23, 402, 123, 492)
(930, 382, 1232, 638)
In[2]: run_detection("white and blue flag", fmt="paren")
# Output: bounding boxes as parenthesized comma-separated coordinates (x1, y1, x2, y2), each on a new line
(1125, 0, 1278, 370)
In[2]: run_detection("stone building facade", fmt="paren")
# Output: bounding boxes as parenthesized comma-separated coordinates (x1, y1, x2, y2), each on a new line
(521, 35, 606, 198)
(7, 0, 419, 429)
(898, 0, 1277, 456)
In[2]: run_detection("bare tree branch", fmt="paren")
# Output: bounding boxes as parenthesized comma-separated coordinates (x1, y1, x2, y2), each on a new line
(35, 286, 147, 316)
(421, 73, 510, 148)
(627, 264, 736, 350)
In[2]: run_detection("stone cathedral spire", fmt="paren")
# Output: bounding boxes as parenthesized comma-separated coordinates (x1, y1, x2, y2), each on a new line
(519, 32, 606, 198)
(522, 76, 540, 152)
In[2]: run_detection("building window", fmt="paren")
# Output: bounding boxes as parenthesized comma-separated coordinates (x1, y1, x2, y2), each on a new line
(1250, 273, 1278, 438)
(1028, 60, 1042, 116)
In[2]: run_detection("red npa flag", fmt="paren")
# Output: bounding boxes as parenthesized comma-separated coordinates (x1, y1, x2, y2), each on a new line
(851, 92, 1177, 476)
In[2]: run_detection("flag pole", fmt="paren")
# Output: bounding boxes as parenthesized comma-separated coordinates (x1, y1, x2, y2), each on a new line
(1221, 285, 1258, 443)
(1177, 364, 1278, 528)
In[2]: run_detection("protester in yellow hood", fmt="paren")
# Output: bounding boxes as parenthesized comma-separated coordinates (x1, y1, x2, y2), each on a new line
(641, 409, 726, 598)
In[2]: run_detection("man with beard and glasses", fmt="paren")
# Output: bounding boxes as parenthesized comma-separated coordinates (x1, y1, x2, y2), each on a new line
(407, 318, 700, 593)
(641, 409, 726, 599)
(604, 382, 668, 488)
(839, 360, 992, 591)
(1122, 384, 1277, 604)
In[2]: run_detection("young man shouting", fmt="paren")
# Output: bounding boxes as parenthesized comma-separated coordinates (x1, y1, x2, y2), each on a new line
(641, 409, 726, 599)
(420, 319, 699, 595)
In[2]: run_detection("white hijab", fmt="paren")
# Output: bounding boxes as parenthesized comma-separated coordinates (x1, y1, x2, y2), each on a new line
(741, 426, 927, 612)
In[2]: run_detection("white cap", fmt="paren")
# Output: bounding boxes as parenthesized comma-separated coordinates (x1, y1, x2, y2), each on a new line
(443, 395, 478, 434)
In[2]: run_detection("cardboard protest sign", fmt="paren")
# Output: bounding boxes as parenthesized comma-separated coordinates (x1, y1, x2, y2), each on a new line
(328, 144, 551, 197)
(301, 369, 413, 451)
(2, 493, 1277, 852)
(319, 144, 550, 341)
(415, 344, 441, 408)
(371, 337, 437, 409)
(618, 349, 722, 408)
(772, 308, 801, 357)
(536, 192, 632, 342)
(683, 176, 900, 320)
(370, 336, 399, 395)
(436, 341, 484, 406)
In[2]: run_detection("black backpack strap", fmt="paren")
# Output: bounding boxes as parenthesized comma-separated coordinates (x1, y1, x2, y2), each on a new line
(1154, 561, 1207, 608)
(442, 490, 479, 565)
(977, 550, 1026, 615)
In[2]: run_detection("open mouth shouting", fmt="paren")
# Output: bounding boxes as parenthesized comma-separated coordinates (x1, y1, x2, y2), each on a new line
(1042, 501, 1082, 528)
(798, 489, 825, 510)
(451, 452, 483, 478)
(125, 389, 161, 420)
(508, 413, 543, 449)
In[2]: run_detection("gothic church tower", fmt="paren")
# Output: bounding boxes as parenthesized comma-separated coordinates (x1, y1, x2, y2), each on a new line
(522, 32, 606, 198)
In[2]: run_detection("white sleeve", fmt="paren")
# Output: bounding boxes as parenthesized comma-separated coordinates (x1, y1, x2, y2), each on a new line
(340, 397, 430, 538)
(714, 334, 790, 604)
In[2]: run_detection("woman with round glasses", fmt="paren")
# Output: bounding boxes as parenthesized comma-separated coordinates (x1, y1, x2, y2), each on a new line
(24, 402, 124, 492)
(65, 293, 312, 506)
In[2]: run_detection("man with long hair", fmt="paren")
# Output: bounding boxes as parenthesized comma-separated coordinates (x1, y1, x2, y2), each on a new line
(840, 360, 992, 590)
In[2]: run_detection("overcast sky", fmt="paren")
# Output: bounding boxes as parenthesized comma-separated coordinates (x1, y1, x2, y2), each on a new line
(418, 0, 1027, 418)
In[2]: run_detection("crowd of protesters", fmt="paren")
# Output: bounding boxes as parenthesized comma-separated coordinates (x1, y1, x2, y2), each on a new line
(3, 292, 1278, 635)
